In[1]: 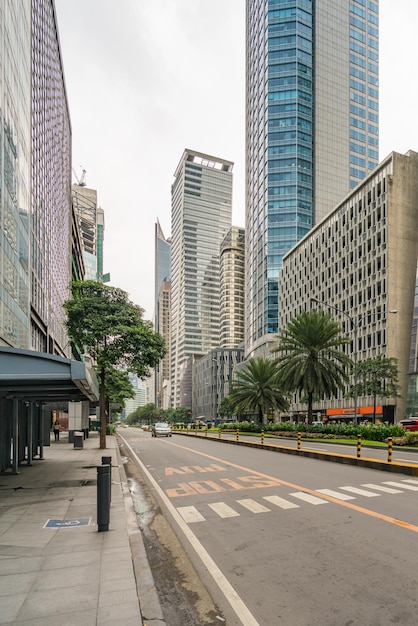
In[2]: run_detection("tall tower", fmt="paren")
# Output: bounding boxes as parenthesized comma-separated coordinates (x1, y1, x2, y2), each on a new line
(72, 184, 105, 281)
(170, 149, 233, 408)
(154, 220, 171, 408)
(220, 226, 245, 349)
(245, 0, 379, 357)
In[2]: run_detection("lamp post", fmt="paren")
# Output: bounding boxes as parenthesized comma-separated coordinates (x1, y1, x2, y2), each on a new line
(310, 298, 397, 425)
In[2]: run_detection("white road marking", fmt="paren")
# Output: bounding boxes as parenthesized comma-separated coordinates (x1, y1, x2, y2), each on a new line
(362, 483, 403, 494)
(208, 502, 240, 518)
(383, 481, 418, 491)
(394, 458, 418, 464)
(316, 488, 355, 501)
(339, 486, 380, 497)
(290, 492, 328, 505)
(236, 499, 270, 513)
(402, 479, 418, 484)
(263, 495, 300, 510)
(177, 506, 206, 523)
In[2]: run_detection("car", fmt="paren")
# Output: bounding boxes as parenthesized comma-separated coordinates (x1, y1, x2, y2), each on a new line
(399, 419, 418, 432)
(311, 421, 324, 427)
(152, 422, 172, 437)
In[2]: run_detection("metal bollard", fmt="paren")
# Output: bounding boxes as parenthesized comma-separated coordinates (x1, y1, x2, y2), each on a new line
(102, 456, 112, 502)
(357, 434, 362, 459)
(297, 432, 301, 450)
(97, 465, 110, 532)
(236, 428, 239, 442)
(218, 429, 221, 439)
(261, 429, 264, 445)
(387, 437, 393, 463)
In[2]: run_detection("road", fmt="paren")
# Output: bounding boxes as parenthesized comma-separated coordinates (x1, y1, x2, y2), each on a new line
(119, 427, 418, 626)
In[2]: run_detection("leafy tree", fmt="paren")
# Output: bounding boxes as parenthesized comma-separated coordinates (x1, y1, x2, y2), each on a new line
(64, 280, 166, 448)
(274, 309, 352, 423)
(228, 357, 289, 424)
(104, 367, 135, 415)
(219, 396, 235, 419)
(347, 356, 401, 422)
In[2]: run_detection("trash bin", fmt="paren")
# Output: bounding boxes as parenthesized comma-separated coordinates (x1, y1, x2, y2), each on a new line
(74, 431, 84, 449)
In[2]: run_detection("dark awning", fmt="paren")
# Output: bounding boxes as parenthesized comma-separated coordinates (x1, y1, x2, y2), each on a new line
(0, 347, 99, 401)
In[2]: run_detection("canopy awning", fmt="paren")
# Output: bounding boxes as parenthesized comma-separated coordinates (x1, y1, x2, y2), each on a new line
(0, 347, 99, 402)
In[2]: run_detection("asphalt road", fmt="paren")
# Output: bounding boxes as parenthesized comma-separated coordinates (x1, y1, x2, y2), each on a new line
(120, 427, 418, 626)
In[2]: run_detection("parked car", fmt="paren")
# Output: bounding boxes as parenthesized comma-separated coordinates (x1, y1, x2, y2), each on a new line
(399, 419, 418, 432)
(152, 422, 172, 437)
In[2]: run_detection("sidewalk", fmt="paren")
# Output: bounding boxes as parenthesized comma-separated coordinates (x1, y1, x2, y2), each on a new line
(0, 431, 165, 625)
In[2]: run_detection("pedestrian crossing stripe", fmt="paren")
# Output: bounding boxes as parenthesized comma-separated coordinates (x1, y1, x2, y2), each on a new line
(175, 479, 418, 523)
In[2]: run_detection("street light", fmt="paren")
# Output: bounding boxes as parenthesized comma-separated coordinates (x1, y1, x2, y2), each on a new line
(310, 298, 397, 425)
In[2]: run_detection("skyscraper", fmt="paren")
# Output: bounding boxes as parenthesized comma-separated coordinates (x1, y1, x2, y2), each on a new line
(154, 220, 171, 408)
(72, 183, 105, 281)
(170, 150, 233, 408)
(246, 0, 379, 357)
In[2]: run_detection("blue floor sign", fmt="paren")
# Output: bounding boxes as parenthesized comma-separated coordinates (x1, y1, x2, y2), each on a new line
(44, 518, 91, 528)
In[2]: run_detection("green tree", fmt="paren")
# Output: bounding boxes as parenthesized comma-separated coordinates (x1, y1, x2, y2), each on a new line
(104, 367, 135, 419)
(274, 309, 352, 423)
(64, 280, 166, 448)
(347, 356, 401, 422)
(228, 357, 289, 424)
(219, 396, 235, 420)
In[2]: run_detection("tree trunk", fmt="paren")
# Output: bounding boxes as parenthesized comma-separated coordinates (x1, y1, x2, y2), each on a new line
(307, 392, 313, 424)
(99, 366, 106, 449)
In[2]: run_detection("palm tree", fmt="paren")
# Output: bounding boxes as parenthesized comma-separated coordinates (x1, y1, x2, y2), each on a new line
(228, 357, 289, 424)
(273, 309, 352, 423)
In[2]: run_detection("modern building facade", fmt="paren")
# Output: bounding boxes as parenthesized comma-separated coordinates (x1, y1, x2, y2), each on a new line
(170, 149, 233, 408)
(72, 184, 105, 281)
(154, 220, 171, 408)
(246, 0, 380, 358)
(220, 226, 245, 349)
(279, 150, 418, 422)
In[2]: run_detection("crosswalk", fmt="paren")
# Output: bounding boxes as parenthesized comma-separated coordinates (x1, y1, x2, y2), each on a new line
(176, 479, 418, 523)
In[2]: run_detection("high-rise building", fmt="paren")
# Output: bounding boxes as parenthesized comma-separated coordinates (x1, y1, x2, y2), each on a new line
(220, 226, 245, 349)
(246, 0, 379, 357)
(154, 220, 171, 408)
(170, 149, 233, 408)
(72, 183, 105, 281)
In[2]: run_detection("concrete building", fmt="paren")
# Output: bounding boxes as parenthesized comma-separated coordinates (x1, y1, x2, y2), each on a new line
(279, 150, 418, 422)
(170, 149, 233, 408)
(246, 0, 380, 359)
(220, 226, 245, 349)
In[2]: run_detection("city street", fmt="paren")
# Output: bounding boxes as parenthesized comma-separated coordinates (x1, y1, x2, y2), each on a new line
(119, 427, 418, 626)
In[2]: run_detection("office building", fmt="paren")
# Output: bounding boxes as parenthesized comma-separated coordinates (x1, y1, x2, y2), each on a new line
(154, 220, 171, 408)
(279, 150, 418, 422)
(72, 183, 105, 281)
(220, 226, 245, 349)
(170, 149, 233, 408)
(246, 0, 380, 358)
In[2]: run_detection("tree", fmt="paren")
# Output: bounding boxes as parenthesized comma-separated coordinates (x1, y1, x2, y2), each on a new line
(273, 309, 352, 423)
(228, 357, 289, 424)
(104, 367, 136, 417)
(64, 281, 166, 448)
(347, 356, 401, 422)
(218, 396, 235, 420)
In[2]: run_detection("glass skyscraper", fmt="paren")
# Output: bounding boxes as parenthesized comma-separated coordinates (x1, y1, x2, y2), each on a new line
(246, 0, 379, 357)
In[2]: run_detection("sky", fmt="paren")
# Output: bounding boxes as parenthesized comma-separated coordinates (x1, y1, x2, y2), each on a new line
(54, 1, 418, 322)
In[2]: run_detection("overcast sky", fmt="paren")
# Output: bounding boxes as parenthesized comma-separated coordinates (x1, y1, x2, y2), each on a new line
(54, 1, 418, 321)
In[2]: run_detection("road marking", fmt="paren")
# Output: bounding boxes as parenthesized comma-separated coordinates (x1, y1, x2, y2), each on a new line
(236, 499, 270, 513)
(339, 486, 380, 497)
(177, 506, 206, 523)
(263, 495, 299, 510)
(316, 488, 355, 501)
(361, 483, 403, 494)
(383, 481, 418, 491)
(290, 492, 328, 505)
(394, 457, 418, 464)
(208, 502, 240, 518)
(402, 479, 418, 484)
(120, 435, 261, 626)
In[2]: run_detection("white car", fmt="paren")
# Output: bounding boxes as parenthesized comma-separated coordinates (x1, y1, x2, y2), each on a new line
(152, 422, 172, 437)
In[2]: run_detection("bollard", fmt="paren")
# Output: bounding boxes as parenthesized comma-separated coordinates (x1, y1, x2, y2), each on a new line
(236, 428, 239, 442)
(102, 456, 112, 502)
(261, 429, 264, 445)
(297, 432, 301, 450)
(357, 434, 362, 459)
(218, 429, 221, 439)
(97, 465, 110, 532)
(205, 427, 208, 437)
(387, 437, 393, 463)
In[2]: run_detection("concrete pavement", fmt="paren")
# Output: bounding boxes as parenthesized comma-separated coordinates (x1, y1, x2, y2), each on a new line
(0, 431, 165, 625)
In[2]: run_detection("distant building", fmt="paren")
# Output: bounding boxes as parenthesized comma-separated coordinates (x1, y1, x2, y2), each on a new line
(280, 150, 418, 422)
(154, 220, 171, 408)
(220, 226, 245, 349)
(170, 149, 233, 407)
(72, 184, 105, 281)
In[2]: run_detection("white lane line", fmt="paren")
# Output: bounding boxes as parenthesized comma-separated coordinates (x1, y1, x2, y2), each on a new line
(177, 506, 206, 523)
(339, 486, 380, 498)
(394, 458, 418, 464)
(120, 435, 261, 626)
(316, 488, 355, 501)
(362, 483, 403, 494)
(303, 446, 328, 451)
(383, 481, 418, 491)
(236, 499, 270, 514)
(290, 492, 328, 505)
(208, 502, 240, 518)
(402, 479, 418, 484)
(263, 495, 300, 510)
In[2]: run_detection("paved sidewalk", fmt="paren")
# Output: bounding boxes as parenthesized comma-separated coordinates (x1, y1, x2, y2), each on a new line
(0, 431, 164, 625)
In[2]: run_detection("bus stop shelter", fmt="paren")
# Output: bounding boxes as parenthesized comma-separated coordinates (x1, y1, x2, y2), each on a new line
(0, 347, 99, 473)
